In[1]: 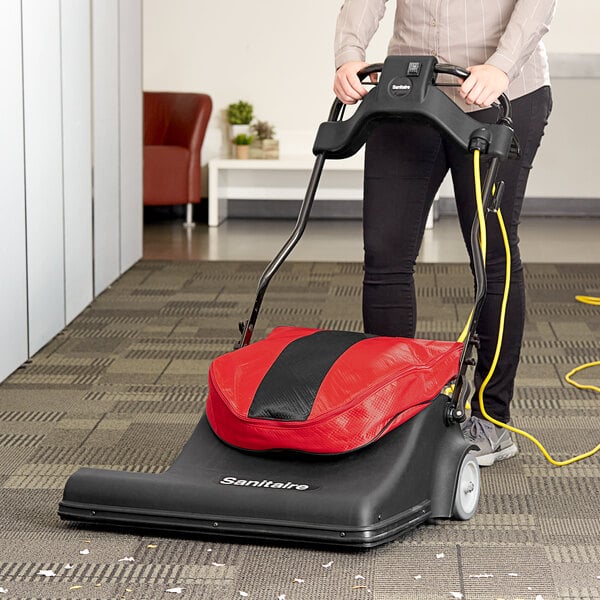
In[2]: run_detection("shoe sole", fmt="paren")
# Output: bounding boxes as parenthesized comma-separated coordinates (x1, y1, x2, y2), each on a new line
(476, 443, 518, 467)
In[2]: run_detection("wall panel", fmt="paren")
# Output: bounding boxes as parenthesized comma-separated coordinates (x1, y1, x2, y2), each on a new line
(0, 1, 143, 384)
(0, 0, 29, 381)
(61, 0, 94, 322)
(92, 0, 121, 295)
(119, 0, 143, 272)
(22, 0, 65, 354)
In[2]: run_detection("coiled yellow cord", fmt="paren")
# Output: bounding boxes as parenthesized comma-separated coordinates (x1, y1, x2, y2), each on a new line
(565, 361, 600, 393)
(470, 149, 599, 466)
(564, 296, 600, 393)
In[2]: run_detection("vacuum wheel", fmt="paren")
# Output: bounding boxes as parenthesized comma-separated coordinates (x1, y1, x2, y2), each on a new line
(452, 453, 480, 520)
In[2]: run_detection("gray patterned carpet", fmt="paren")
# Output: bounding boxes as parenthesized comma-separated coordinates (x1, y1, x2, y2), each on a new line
(0, 260, 599, 600)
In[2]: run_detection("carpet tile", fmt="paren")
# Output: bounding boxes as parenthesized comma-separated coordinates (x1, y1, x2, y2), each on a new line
(0, 260, 598, 599)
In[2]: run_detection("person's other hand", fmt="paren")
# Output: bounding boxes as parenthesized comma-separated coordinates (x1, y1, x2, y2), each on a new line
(459, 64, 509, 108)
(334, 61, 375, 104)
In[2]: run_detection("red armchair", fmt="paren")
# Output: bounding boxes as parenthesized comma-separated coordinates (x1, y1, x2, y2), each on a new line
(143, 92, 212, 226)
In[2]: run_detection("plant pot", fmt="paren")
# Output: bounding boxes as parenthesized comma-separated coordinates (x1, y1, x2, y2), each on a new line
(230, 125, 252, 157)
(230, 124, 250, 139)
(249, 139, 280, 160)
(235, 144, 250, 160)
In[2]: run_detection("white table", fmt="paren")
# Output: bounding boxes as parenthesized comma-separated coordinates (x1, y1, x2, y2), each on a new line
(208, 156, 436, 228)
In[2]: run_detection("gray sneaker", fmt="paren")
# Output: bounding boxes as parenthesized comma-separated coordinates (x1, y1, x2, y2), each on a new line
(461, 415, 518, 467)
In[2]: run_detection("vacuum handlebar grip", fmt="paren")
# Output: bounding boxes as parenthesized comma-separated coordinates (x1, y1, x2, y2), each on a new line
(434, 62, 470, 80)
(434, 62, 512, 123)
(357, 63, 384, 81)
(354, 60, 511, 122)
(315, 56, 515, 160)
(327, 63, 385, 122)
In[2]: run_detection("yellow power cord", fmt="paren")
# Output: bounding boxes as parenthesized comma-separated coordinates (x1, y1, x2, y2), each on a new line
(574, 295, 600, 306)
(564, 294, 600, 393)
(467, 149, 599, 466)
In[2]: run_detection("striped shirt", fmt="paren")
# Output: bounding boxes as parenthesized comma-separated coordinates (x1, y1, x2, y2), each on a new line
(335, 0, 556, 108)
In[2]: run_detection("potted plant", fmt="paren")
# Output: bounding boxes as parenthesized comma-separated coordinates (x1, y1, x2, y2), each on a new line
(249, 120, 279, 159)
(232, 132, 254, 159)
(226, 100, 254, 139)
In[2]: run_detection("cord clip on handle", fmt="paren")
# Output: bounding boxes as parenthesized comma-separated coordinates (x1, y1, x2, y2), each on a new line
(490, 181, 505, 212)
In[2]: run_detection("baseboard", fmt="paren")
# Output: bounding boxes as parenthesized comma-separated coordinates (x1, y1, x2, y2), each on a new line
(227, 197, 600, 220)
(438, 196, 600, 218)
(229, 199, 363, 219)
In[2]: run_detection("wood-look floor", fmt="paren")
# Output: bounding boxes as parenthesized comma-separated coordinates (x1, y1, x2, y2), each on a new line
(143, 209, 600, 264)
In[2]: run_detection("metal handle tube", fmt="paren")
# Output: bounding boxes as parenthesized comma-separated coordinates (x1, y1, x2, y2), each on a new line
(236, 58, 514, 351)
(237, 152, 328, 348)
(236, 96, 348, 348)
(451, 155, 502, 418)
(469, 156, 501, 328)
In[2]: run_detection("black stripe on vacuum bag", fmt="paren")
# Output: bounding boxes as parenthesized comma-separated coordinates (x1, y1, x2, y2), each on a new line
(248, 330, 367, 421)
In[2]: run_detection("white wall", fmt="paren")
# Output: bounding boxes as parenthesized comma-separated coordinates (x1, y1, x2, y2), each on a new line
(143, 0, 600, 200)
(544, 0, 600, 53)
(143, 1, 389, 159)
(0, 0, 143, 383)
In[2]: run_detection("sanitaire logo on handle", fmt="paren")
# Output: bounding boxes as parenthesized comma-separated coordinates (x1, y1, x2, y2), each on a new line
(219, 476, 315, 491)
(389, 76, 413, 97)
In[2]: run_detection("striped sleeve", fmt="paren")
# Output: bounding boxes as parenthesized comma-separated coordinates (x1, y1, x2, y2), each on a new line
(334, 0, 388, 68)
(486, 0, 556, 80)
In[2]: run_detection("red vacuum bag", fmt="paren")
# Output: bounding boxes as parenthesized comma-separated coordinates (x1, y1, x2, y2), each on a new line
(206, 326, 463, 454)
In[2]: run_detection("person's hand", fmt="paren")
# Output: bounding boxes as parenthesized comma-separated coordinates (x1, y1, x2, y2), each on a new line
(459, 64, 509, 108)
(334, 61, 375, 104)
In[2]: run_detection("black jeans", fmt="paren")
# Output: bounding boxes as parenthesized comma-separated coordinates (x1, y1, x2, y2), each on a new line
(362, 86, 552, 422)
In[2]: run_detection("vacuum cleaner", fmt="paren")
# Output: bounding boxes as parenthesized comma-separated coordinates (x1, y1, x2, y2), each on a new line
(59, 56, 517, 549)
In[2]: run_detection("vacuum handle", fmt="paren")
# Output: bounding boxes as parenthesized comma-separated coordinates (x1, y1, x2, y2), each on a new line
(317, 56, 516, 159)
(357, 62, 384, 81)
(435, 62, 470, 80)
(328, 63, 385, 122)
(435, 62, 512, 124)
(332, 60, 513, 129)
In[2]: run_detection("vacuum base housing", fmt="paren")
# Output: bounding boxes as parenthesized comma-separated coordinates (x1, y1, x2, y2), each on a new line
(59, 395, 471, 548)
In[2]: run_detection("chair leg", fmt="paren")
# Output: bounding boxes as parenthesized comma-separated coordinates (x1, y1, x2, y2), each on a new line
(183, 203, 196, 228)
